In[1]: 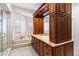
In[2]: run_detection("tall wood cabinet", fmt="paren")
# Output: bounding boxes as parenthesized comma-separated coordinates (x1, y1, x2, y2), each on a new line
(49, 3, 72, 43)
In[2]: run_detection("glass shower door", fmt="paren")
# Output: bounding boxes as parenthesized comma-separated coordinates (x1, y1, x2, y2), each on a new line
(0, 6, 12, 56)
(3, 11, 8, 55)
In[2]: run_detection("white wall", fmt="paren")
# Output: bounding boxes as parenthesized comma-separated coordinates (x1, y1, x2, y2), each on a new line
(13, 12, 33, 39)
(72, 3, 79, 50)
(25, 17, 33, 34)
(13, 12, 26, 38)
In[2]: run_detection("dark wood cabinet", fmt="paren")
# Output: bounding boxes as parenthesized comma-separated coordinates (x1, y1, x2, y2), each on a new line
(31, 36, 37, 51)
(55, 45, 65, 56)
(65, 3, 71, 14)
(49, 14, 57, 43)
(49, 3, 72, 43)
(65, 42, 73, 56)
(56, 14, 65, 43)
(39, 40, 44, 56)
(36, 39, 40, 55)
(33, 17, 39, 34)
(49, 3, 71, 14)
(31, 35, 73, 56)
(32, 3, 73, 56)
(33, 17, 44, 34)
(39, 17, 44, 34)
(43, 43, 53, 56)
(48, 3, 56, 14)
(33, 3, 72, 44)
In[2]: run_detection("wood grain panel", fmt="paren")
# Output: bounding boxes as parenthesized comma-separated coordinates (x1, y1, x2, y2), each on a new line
(49, 3, 56, 14)
(49, 14, 57, 43)
(33, 17, 39, 34)
(39, 41, 44, 56)
(49, 3, 72, 43)
(64, 15, 71, 41)
(36, 39, 40, 55)
(57, 14, 65, 43)
(39, 17, 44, 34)
(65, 3, 71, 14)
(65, 42, 73, 56)
(56, 3, 65, 13)
(33, 17, 44, 34)
(55, 45, 65, 56)
(43, 43, 53, 56)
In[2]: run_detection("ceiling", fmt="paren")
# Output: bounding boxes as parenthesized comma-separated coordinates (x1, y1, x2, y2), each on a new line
(11, 3, 42, 17)
(12, 3, 42, 10)
(11, 3, 49, 22)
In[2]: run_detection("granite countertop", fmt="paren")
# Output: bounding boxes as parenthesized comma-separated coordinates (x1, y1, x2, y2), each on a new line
(32, 34, 73, 47)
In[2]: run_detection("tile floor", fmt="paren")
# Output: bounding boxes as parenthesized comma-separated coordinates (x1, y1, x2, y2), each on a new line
(74, 48, 79, 56)
(9, 45, 38, 56)
(9, 44, 79, 56)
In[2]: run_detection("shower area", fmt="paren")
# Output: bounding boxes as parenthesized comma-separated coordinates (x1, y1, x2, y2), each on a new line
(0, 6, 12, 56)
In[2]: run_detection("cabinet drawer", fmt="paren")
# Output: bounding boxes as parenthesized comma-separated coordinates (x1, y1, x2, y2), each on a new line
(44, 43, 53, 56)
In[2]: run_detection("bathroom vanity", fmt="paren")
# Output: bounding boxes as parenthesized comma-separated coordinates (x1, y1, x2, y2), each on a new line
(31, 35, 73, 56)
(32, 3, 73, 56)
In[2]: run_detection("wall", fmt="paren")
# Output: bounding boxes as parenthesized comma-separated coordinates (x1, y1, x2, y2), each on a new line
(13, 12, 33, 40)
(0, 3, 13, 56)
(72, 3, 79, 50)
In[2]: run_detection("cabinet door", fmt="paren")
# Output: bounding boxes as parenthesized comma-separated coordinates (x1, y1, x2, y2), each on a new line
(57, 14, 71, 43)
(57, 14, 65, 43)
(43, 43, 53, 56)
(36, 39, 40, 55)
(39, 41, 44, 56)
(39, 17, 44, 34)
(35, 38, 37, 51)
(49, 14, 57, 43)
(31, 36, 34, 47)
(65, 42, 73, 56)
(33, 17, 39, 34)
(64, 15, 71, 41)
(55, 45, 65, 56)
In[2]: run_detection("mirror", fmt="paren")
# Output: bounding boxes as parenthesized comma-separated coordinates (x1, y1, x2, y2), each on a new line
(44, 15, 49, 36)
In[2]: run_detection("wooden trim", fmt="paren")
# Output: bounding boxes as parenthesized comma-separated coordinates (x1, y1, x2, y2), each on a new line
(33, 3, 49, 17)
